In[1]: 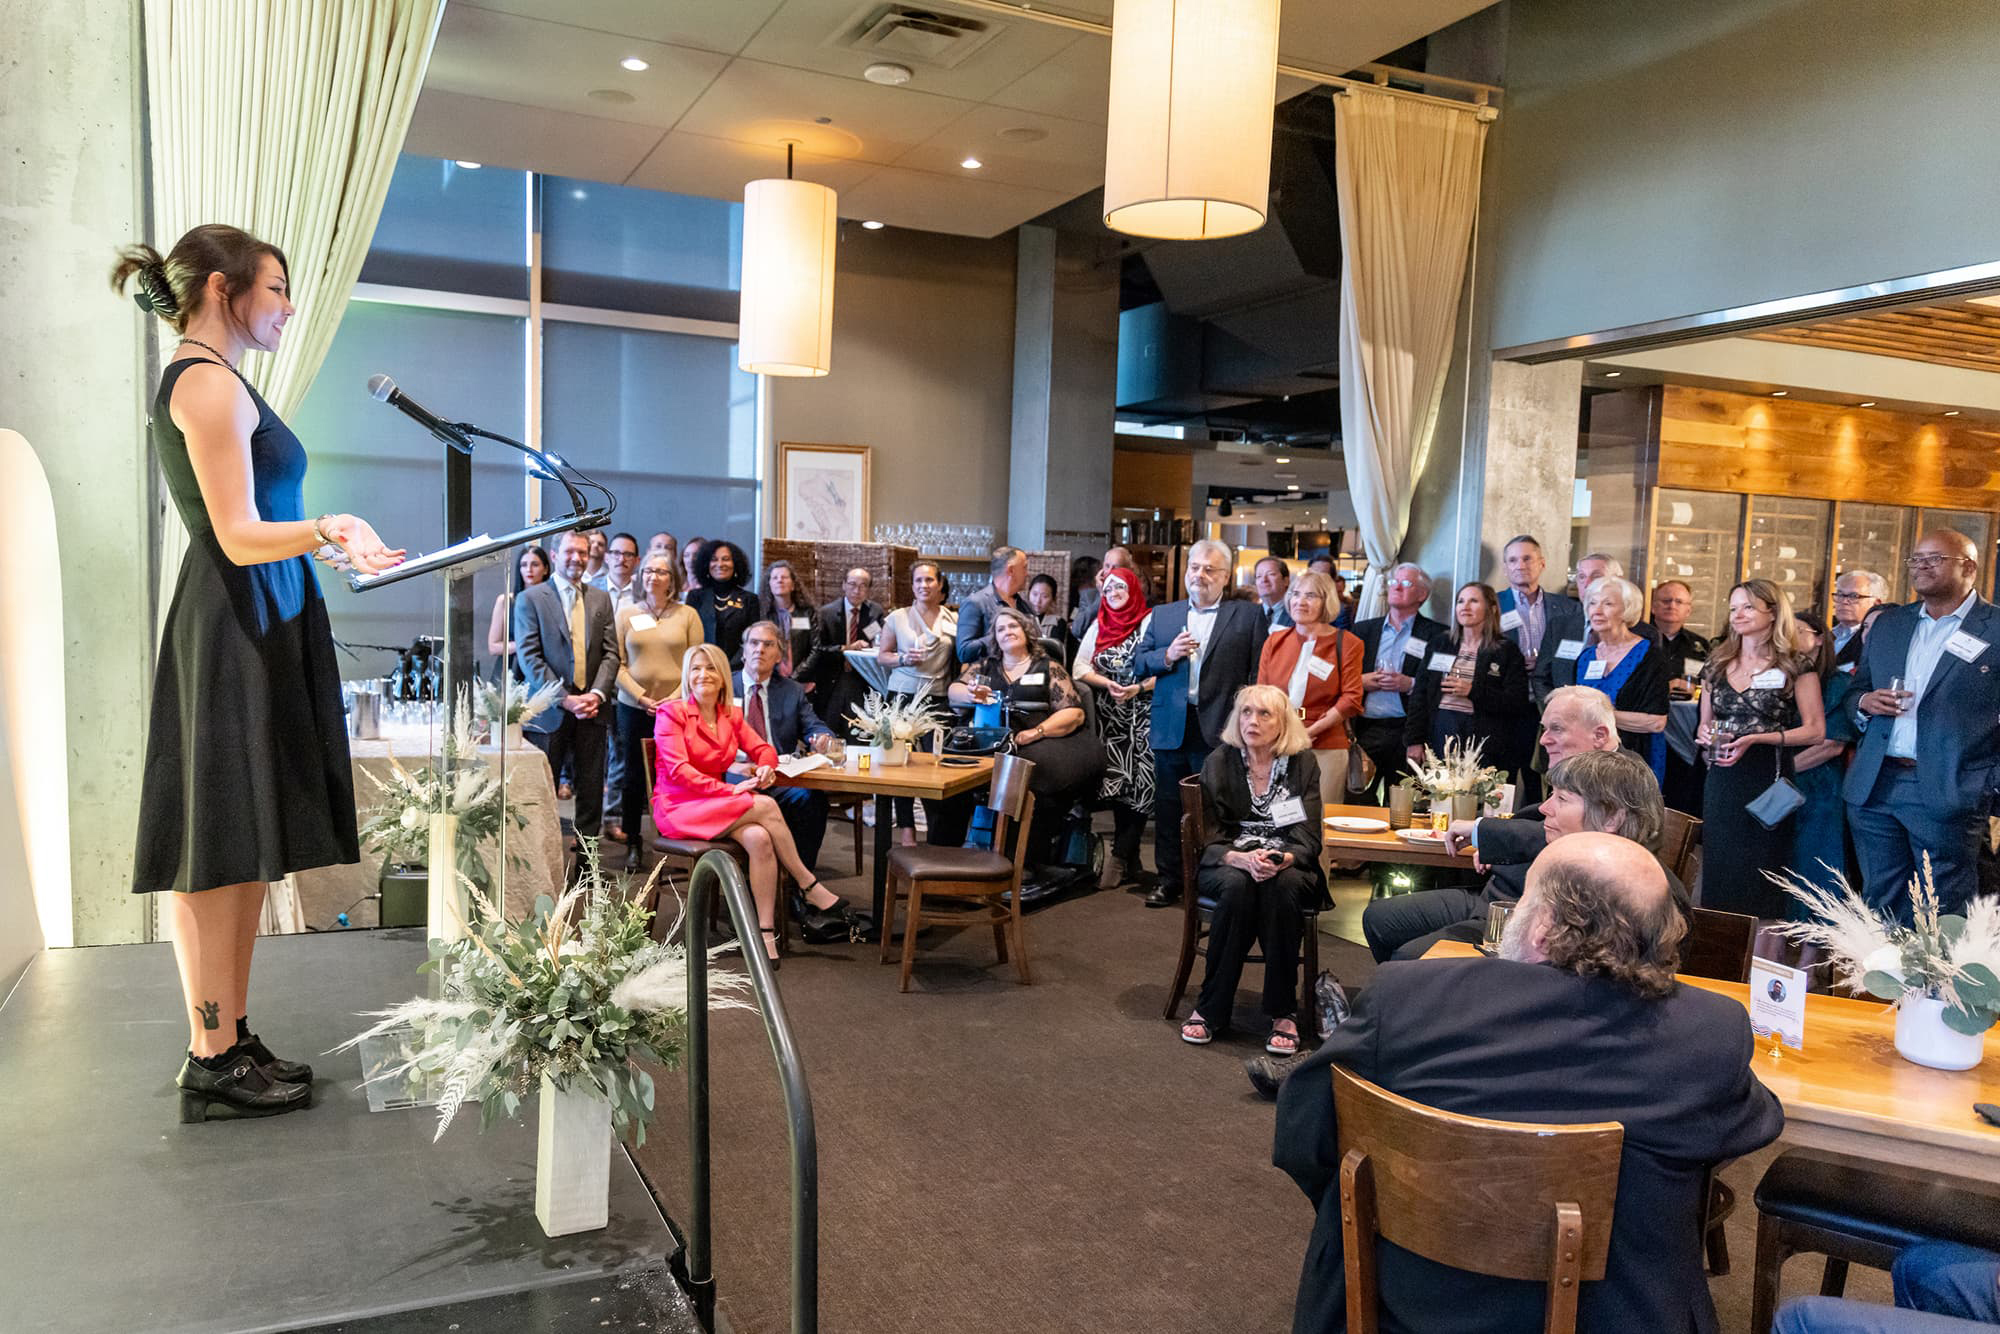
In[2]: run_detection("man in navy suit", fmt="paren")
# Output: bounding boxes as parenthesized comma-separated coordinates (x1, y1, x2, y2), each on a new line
(1133, 539, 1265, 907)
(735, 620, 837, 870)
(1845, 529, 2000, 918)
(1276, 834, 1783, 1334)
(802, 567, 885, 741)
(1253, 556, 1295, 634)
(516, 530, 620, 840)
(1497, 534, 1585, 705)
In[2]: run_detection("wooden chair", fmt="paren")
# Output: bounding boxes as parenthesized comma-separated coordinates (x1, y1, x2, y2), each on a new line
(880, 783, 1036, 992)
(1332, 1066, 1624, 1334)
(639, 739, 788, 952)
(1659, 809, 1702, 884)
(1673, 903, 1758, 1275)
(1161, 775, 1322, 1025)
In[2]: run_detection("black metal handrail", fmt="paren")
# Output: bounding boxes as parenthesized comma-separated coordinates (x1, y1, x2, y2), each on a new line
(684, 850, 819, 1334)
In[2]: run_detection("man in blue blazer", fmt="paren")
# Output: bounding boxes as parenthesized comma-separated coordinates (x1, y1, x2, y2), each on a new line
(1132, 539, 1266, 907)
(516, 530, 620, 840)
(1845, 529, 2000, 919)
(735, 620, 837, 870)
(1497, 534, 1585, 705)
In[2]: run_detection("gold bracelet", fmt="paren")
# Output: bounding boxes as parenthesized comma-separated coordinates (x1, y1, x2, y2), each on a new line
(314, 514, 339, 545)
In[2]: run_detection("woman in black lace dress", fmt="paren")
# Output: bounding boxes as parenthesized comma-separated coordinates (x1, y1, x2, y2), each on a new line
(1696, 580, 1825, 919)
(114, 226, 404, 1121)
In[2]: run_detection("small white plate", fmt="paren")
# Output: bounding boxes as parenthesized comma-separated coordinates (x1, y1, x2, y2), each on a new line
(1325, 816, 1389, 834)
(1394, 828, 1449, 844)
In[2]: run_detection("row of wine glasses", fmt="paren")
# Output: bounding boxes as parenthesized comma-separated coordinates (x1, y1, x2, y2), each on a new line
(872, 522, 995, 557)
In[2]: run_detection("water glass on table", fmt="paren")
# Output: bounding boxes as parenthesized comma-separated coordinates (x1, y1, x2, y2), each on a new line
(1480, 901, 1514, 956)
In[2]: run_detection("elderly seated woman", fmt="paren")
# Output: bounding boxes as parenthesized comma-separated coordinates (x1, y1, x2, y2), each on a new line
(652, 642, 857, 964)
(947, 606, 1105, 867)
(1179, 684, 1329, 1056)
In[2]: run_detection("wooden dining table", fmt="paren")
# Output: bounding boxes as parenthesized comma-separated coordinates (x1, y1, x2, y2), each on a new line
(1321, 803, 1480, 870)
(1423, 940, 2000, 1183)
(776, 752, 995, 934)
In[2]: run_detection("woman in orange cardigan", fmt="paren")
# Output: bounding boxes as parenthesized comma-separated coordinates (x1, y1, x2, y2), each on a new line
(1258, 569, 1365, 801)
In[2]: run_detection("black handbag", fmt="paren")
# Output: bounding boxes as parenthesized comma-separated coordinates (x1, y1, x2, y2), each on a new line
(943, 724, 1012, 756)
(1746, 743, 1805, 830)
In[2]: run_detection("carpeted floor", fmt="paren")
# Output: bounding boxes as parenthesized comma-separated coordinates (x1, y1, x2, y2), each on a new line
(626, 822, 1891, 1333)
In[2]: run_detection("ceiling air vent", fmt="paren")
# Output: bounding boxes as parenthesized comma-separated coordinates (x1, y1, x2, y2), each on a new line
(836, 5, 1001, 70)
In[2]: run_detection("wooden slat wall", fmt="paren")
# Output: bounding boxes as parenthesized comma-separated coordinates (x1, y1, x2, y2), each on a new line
(1657, 386, 2000, 512)
(1748, 301, 2000, 375)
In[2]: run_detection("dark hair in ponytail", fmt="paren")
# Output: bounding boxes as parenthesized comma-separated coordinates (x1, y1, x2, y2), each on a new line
(110, 224, 289, 333)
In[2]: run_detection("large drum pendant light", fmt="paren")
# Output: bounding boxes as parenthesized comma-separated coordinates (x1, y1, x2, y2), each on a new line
(739, 144, 837, 377)
(1102, 0, 1282, 240)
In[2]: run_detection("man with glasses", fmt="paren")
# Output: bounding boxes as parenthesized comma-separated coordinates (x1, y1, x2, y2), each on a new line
(805, 566, 885, 740)
(1831, 569, 1890, 672)
(1846, 530, 2000, 917)
(589, 532, 643, 841)
(1350, 564, 1445, 802)
(735, 621, 839, 880)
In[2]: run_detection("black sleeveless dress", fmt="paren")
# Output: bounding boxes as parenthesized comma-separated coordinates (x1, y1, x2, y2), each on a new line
(132, 358, 359, 894)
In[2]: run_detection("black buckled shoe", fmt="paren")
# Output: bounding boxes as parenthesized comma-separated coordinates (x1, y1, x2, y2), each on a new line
(236, 1032, 313, 1086)
(176, 1052, 312, 1123)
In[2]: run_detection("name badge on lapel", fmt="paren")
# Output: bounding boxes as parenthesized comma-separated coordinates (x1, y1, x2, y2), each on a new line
(1404, 639, 1427, 659)
(1683, 657, 1705, 679)
(1583, 659, 1608, 681)
(1428, 652, 1457, 673)
(1306, 655, 1334, 681)
(1555, 639, 1585, 661)
(1270, 795, 1307, 827)
(862, 622, 881, 643)
(1946, 630, 1990, 663)
(1499, 609, 1522, 633)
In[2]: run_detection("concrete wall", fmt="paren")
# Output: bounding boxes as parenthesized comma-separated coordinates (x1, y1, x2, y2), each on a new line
(1485, 0, 2000, 351)
(0, 0, 151, 944)
(765, 225, 1018, 544)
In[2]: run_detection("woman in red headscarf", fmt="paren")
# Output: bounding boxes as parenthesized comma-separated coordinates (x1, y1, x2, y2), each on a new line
(1073, 565, 1156, 889)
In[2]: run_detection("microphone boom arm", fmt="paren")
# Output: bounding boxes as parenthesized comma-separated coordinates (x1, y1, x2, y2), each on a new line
(453, 421, 597, 521)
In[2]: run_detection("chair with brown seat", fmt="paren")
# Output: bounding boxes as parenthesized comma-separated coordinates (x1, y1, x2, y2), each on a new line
(879, 755, 1036, 992)
(1332, 1065, 1624, 1334)
(639, 738, 788, 951)
(1161, 774, 1321, 1025)
(1675, 904, 1758, 1276)
(1659, 808, 1702, 885)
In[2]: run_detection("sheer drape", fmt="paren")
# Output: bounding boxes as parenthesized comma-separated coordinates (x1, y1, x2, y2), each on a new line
(142, 0, 441, 934)
(1333, 87, 1490, 617)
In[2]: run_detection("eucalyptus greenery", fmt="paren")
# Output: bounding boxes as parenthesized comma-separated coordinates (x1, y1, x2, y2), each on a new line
(356, 695, 529, 894)
(333, 852, 750, 1145)
(1773, 854, 2000, 1036)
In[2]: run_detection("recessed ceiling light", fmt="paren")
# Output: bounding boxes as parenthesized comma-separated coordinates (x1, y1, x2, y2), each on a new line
(960, 156, 983, 170)
(1604, 370, 1622, 378)
(588, 88, 635, 104)
(1274, 456, 1290, 463)
(620, 56, 649, 71)
(454, 160, 483, 169)
(997, 126, 1048, 143)
(1945, 409, 1961, 417)
(861, 220, 884, 230)
(1286, 484, 1300, 491)
(864, 62, 912, 86)
(1858, 401, 1876, 408)
(1772, 390, 1788, 397)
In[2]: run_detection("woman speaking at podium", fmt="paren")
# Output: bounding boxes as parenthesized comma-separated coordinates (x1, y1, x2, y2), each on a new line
(113, 225, 404, 1123)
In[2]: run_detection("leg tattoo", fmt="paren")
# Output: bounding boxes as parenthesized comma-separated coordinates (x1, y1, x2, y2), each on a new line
(197, 1000, 221, 1031)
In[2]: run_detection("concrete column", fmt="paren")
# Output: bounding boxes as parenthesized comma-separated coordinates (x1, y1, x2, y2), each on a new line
(1007, 224, 1117, 551)
(1, 0, 151, 942)
(1477, 360, 1584, 583)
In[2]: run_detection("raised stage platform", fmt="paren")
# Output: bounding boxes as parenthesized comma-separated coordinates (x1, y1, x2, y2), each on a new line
(0, 928, 703, 1334)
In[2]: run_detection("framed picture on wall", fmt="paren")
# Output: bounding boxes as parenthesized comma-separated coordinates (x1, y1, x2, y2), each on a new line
(778, 441, 871, 543)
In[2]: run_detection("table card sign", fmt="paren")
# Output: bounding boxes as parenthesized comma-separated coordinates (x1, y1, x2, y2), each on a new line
(1749, 956, 1806, 1050)
(1483, 783, 1516, 817)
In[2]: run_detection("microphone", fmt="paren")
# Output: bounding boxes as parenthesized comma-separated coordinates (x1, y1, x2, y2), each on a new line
(367, 374, 472, 452)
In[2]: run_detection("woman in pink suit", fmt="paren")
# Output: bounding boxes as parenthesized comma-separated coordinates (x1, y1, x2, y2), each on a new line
(652, 643, 834, 964)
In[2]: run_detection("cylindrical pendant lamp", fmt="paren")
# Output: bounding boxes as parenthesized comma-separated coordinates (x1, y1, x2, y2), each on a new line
(1102, 0, 1282, 240)
(738, 151, 837, 377)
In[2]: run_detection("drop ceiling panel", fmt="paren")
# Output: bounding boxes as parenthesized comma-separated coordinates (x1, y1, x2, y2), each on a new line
(986, 33, 1112, 123)
(404, 89, 669, 182)
(838, 164, 1073, 237)
(675, 59, 976, 165)
(739, 0, 1084, 101)
(896, 104, 1104, 191)
(425, 6, 729, 128)
(456, 0, 788, 54)
(625, 130, 881, 200)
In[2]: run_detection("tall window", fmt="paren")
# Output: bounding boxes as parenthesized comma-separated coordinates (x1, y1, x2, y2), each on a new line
(293, 155, 759, 671)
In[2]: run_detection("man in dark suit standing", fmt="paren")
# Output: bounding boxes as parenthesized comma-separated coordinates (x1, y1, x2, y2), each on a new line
(804, 566, 884, 740)
(1349, 562, 1446, 802)
(1497, 534, 1585, 706)
(956, 546, 1031, 663)
(1277, 834, 1783, 1334)
(1133, 539, 1264, 908)
(735, 620, 837, 870)
(515, 529, 620, 842)
(1252, 556, 1295, 634)
(1846, 529, 2000, 918)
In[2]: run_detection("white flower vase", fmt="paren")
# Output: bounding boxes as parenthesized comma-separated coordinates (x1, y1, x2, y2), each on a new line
(1894, 996, 1988, 1071)
(426, 812, 465, 944)
(534, 1074, 611, 1237)
(865, 742, 911, 767)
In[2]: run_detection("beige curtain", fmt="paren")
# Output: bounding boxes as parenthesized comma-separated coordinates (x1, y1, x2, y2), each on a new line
(143, 0, 442, 933)
(1332, 87, 1490, 617)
